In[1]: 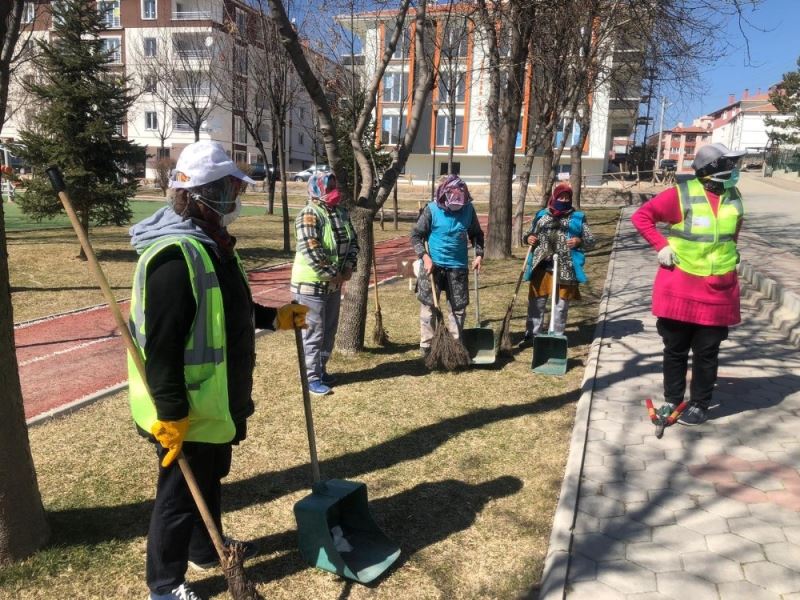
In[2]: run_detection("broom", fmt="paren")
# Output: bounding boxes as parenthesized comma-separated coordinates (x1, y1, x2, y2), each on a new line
(371, 239, 389, 346)
(47, 167, 261, 600)
(424, 260, 471, 371)
(498, 245, 534, 356)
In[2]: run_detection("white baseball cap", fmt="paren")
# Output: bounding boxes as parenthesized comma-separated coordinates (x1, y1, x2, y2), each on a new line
(691, 143, 745, 172)
(170, 140, 255, 189)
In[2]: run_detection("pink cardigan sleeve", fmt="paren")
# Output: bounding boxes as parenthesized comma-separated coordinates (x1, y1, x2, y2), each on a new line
(631, 187, 682, 251)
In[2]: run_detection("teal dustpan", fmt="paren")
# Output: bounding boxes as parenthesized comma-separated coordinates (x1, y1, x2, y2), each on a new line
(532, 254, 568, 376)
(292, 327, 400, 584)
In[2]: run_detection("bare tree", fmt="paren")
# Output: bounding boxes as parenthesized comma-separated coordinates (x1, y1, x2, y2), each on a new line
(0, 0, 50, 564)
(267, 0, 435, 352)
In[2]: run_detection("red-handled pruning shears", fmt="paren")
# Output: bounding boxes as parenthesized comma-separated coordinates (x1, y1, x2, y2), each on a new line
(645, 398, 689, 439)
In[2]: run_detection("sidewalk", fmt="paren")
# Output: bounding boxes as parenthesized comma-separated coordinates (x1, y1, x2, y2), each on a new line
(540, 207, 800, 599)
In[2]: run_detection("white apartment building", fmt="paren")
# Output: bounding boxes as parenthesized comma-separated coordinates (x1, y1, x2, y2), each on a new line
(2, 0, 319, 179)
(708, 88, 780, 154)
(344, 8, 641, 185)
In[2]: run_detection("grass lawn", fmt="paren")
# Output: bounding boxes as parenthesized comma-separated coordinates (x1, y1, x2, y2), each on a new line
(3, 208, 620, 599)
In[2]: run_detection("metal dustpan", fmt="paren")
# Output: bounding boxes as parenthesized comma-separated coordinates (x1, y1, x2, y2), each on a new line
(532, 254, 568, 376)
(292, 327, 400, 584)
(462, 257, 496, 365)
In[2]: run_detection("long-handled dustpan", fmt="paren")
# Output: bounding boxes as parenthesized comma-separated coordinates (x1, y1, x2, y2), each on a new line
(462, 262, 495, 365)
(532, 254, 568, 376)
(292, 326, 400, 584)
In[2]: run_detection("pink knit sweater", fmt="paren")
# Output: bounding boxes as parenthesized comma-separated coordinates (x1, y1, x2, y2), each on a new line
(631, 186, 741, 326)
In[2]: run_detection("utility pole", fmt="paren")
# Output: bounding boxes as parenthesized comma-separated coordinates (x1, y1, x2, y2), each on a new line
(655, 96, 667, 169)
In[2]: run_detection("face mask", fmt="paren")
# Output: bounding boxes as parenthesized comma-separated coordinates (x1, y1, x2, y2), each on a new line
(553, 200, 572, 212)
(191, 193, 241, 227)
(323, 188, 341, 208)
(723, 168, 740, 189)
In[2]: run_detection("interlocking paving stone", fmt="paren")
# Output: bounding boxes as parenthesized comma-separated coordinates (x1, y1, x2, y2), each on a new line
(717, 581, 782, 600)
(599, 517, 652, 543)
(572, 532, 626, 562)
(601, 482, 650, 503)
(764, 541, 800, 571)
(674, 508, 731, 535)
(567, 580, 626, 600)
(651, 524, 708, 552)
(742, 561, 800, 594)
(785, 525, 800, 545)
(626, 502, 676, 528)
(681, 550, 744, 583)
(706, 533, 766, 563)
(698, 497, 752, 519)
(729, 516, 787, 544)
(625, 593, 674, 600)
(656, 571, 718, 599)
(626, 542, 683, 573)
(596, 560, 657, 594)
(578, 495, 626, 519)
(570, 554, 598, 582)
(748, 503, 800, 527)
(733, 472, 786, 492)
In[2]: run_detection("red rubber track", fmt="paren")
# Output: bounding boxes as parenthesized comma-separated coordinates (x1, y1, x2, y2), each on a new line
(16, 234, 419, 421)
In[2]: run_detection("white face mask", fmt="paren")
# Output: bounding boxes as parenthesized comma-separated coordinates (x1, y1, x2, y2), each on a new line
(220, 197, 241, 227)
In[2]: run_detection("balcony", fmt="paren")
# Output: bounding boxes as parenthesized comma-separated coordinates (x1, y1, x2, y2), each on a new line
(172, 1, 219, 21)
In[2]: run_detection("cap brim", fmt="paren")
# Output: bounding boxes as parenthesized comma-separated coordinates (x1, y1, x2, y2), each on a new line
(722, 149, 746, 159)
(229, 166, 256, 185)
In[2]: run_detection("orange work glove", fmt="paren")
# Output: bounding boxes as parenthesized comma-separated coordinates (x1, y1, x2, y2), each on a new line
(276, 303, 309, 330)
(150, 418, 190, 468)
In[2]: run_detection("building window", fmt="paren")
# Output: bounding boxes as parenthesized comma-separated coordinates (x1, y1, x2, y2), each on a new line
(439, 161, 460, 175)
(553, 118, 580, 149)
(143, 37, 157, 57)
(157, 147, 170, 159)
(234, 150, 247, 164)
(100, 37, 122, 63)
(381, 114, 405, 145)
(234, 46, 247, 75)
(22, 2, 36, 24)
(51, 1, 65, 26)
(144, 111, 158, 130)
(439, 72, 466, 104)
(174, 112, 194, 131)
(298, 132, 304, 145)
(142, 74, 157, 93)
(382, 72, 407, 103)
(442, 20, 468, 59)
(98, 0, 121, 28)
(234, 116, 247, 144)
(386, 24, 410, 60)
(141, 0, 156, 19)
(235, 8, 246, 34)
(435, 113, 464, 147)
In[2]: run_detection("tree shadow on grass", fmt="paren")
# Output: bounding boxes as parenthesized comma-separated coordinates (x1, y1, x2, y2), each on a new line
(193, 475, 524, 597)
(44, 390, 576, 550)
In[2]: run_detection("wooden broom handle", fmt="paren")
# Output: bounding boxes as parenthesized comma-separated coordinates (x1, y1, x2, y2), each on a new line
(47, 167, 228, 563)
(424, 242, 441, 310)
(371, 239, 381, 308)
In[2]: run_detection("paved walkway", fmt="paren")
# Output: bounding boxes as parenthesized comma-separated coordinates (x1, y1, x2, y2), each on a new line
(541, 207, 800, 599)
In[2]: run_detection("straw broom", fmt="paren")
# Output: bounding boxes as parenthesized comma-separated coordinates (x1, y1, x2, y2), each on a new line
(47, 167, 261, 600)
(371, 239, 389, 346)
(498, 245, 534, 355)
(424, 266, 471, 371)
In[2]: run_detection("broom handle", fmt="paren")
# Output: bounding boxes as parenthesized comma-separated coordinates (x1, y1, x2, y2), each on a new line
(293, 324, 321, 484)
(46, 167, 229, 564)
(549, 254, 558, 335)
(474, 251, 481, 326)
(508, 245, 534, 310)
(424, 242, 441, 310)
(371, 239, 381, 309)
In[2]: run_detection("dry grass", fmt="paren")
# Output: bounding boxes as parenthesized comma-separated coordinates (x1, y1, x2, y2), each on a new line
(8, 211, 412, 323)
(2, 208, 620, 599)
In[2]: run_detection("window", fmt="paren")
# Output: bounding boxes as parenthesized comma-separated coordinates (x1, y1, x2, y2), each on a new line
(98, 0, 121, 28)
(435, 113, 464, 147)
(382, 72, 407, 103)
(144, 111, 158, 130)
(233, 83, 246, 110)
(234, 151, 247, 164)
(235, 8, 246, 34)
(175, 71, 210, 95)
(381, 114, 405, 145)
(387, 24, 411, 59)
(442, 20, 468, 59)
(174, 112, 193, 131)
(298, 132, 304, 145)
(439, 72, 466, 104)
(143, 37, 157, 57)
(51, 1, 65, 26)
(234, 46, 247, 75)
(157, 147, 170, 159)
(100, 37, 121, 63)
(141, 0, 156, 19)
(439, 161, 460, 175)
(22, 2, 35, 24)
(142, 74, 157, 93)
(234, 116, 247, 144)
(553, 119, 581, 149)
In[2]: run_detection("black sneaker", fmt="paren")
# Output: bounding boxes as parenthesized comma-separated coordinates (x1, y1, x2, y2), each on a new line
(320, 370, 337, 386)
(678, 405, 708, 426)
(188, 538, 257, 571)
(517, 333, 533, 348)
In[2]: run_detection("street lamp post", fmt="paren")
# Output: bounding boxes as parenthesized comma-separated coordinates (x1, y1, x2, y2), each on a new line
(430, 108, 438, 205)
(655, 96, 668, 173)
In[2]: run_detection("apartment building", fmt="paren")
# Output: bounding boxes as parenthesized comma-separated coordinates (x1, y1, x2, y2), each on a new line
(344, 8, 641, 184)
(648, 120, 714, 173)
(2, 0, 318, 179)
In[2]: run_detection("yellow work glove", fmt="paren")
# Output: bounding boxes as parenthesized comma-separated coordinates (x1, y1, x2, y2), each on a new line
(276, 303, 309, 330)
(150, 418, 190, 468)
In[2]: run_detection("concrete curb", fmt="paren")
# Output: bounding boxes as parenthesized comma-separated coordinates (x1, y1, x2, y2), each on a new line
(26, 381, 127, 427)
(538, 211, 623, 600)
(738, 260, 800, 347)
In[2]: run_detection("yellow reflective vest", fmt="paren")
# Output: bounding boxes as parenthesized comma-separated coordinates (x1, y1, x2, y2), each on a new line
(128, 236, 247, 443)
(668, 178, 743, 277)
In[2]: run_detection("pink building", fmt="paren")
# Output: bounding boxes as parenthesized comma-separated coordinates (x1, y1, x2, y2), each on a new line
(647, 119, 713, 173)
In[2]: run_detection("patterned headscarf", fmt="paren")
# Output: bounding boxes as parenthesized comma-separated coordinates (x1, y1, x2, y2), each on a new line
(548, 183, 573, 218)
(308, 172, 340, 207)
(435, 174, 471, 212)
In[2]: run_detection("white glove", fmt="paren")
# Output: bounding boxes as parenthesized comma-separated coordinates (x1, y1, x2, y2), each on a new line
(657, 246, 679, 267)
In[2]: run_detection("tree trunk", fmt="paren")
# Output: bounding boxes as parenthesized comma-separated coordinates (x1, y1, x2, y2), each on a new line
(570, 142, 583, 208)
(268, 142, 278, 215)
(78, 207, 90, 261)
(511, 152, 535, 247)
(277, 128, 290, 253)
(0, 204, 49, 564)
(335, 207, 373, 353)
(540, 144, 556, 207)
(486, 123, 517, 258)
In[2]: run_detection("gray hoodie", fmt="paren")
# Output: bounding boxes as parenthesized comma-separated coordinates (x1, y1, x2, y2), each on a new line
(129, 206, 216, 254)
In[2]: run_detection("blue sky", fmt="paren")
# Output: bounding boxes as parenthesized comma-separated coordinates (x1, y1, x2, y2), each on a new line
(666, 0, 799, 129)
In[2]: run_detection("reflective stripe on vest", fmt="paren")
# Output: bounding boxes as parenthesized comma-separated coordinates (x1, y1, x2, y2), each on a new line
(291, 201, 354, 284)
(668, 178, 743, 276)
(128, 236, 240, 444)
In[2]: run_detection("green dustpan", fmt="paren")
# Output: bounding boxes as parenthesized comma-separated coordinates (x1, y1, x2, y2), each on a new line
(531, 254, 568, 376)
(292, 327, 400, 584)
(462, 267, 496, 365)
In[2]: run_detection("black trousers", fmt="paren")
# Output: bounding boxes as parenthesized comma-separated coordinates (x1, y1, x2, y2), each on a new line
(656, 317, 728, 409)
(146, 441, 232, 594)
